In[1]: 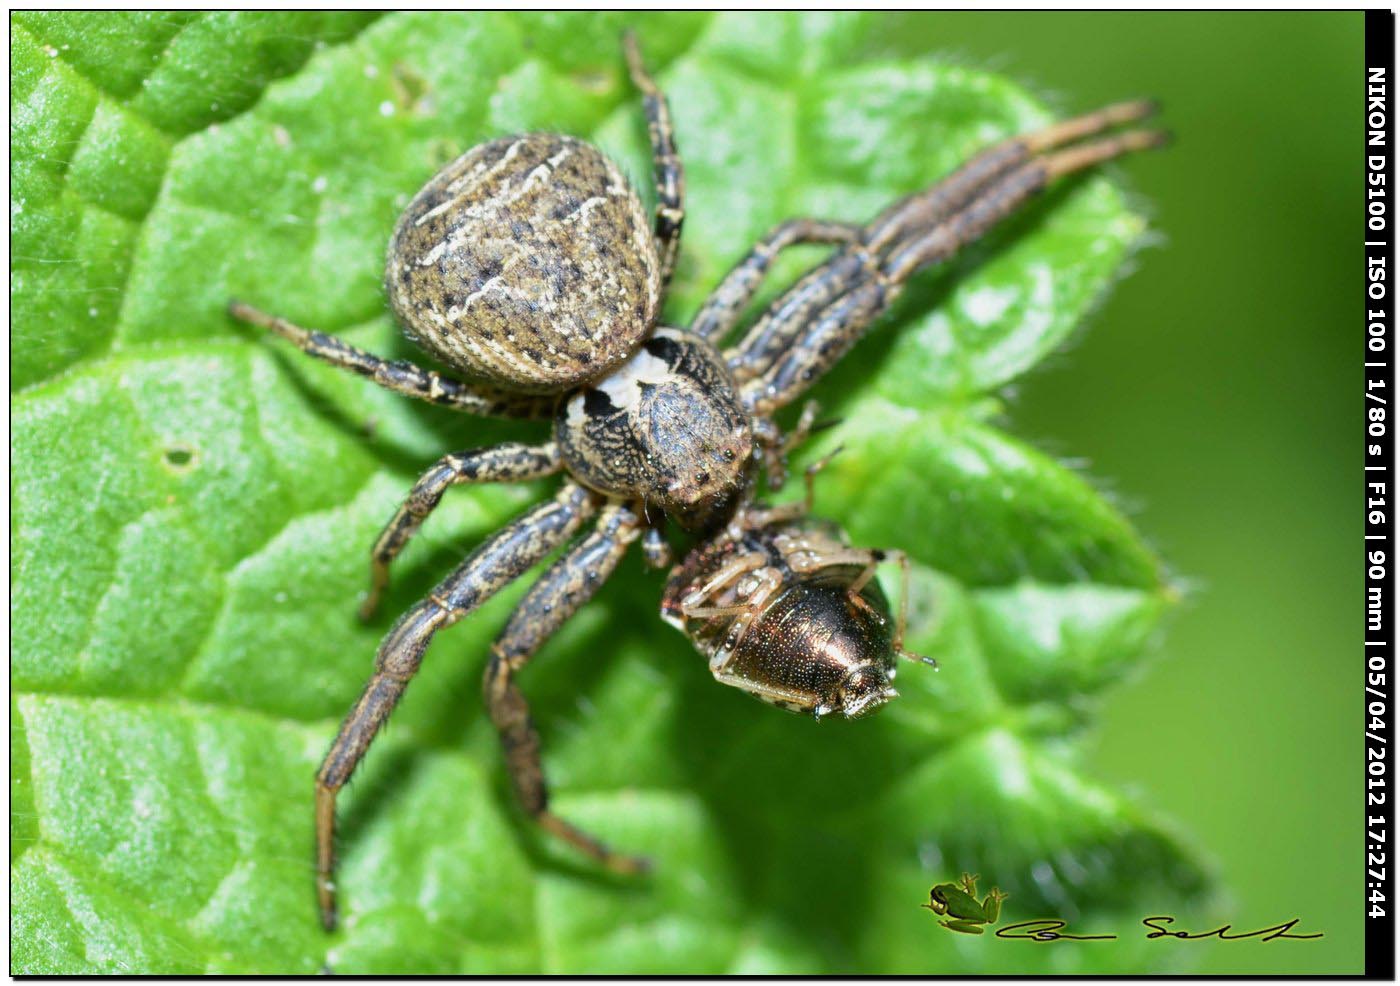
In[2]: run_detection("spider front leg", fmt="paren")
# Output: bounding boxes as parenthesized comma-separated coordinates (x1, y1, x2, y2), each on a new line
(623, 32, 685, 287)
(360, 442, 563, 621)
(881, 128, 1169, 284)
(718, 103, 1144, 356)
(721, 102, 1164, 408)
(315, 482, 597, 930)
(484, 502, 648, 872)
(738, 123, 1167, 415)
(228, 301, 553, 419)
(862, 99, 1158, 254)
(690, 219, 863, 343)
(724, 245, 881, 383)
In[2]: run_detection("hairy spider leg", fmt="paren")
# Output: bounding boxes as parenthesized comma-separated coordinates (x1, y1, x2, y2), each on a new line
(624, 31, 686, 288)
(738, 127, 1168, 414)
(315, 483, 597, 930)
(228, 301, 554, 419)
(689, 219, 864, 343)
(484, 502, 648, 875)
(719, 100, 1161, 384)
(360, 442, 565, 620)
(882, 129, 1170, 283)
(862, 98, 1158, 253)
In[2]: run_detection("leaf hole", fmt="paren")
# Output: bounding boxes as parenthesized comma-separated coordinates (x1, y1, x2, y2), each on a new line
(162, 443, 198, 473)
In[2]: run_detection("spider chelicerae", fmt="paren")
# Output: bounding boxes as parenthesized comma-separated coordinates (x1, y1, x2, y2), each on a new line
(229, 34, 1165, 929)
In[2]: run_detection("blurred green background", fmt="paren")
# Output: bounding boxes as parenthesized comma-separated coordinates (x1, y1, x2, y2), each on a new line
(874, 11, 1361, 975)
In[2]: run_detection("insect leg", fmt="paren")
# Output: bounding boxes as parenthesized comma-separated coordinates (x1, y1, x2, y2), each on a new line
(229, 301, 554, 419)
(483, 502, 646, 871)
(742, 444, 840, 527)
(360, 442, 564, 621)
(671, 549, 782, 674)
(832, 549, 933, 667)
(314, 482, 596, 930)
(691, 219, 863, 342)
(677, 550, 769, 613)
(741, 127, 1168, 415)
(623, 32, 686, 288)
(882, 549, 934, 666)
(711, 661, 820, 712)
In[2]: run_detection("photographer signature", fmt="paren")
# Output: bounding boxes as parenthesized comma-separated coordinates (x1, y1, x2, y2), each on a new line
(923, 876, 1323, 942)
(994, 916, 1324, 943)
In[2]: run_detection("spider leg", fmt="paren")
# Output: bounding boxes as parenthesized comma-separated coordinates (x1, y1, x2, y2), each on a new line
(483, 502, 647, 871)
(724, 243, 884, 384)
(721, 104, 1158, 381)
(690, 219, 863, 343)
(882, 129, 1170, 283)
(738, 127, 1168, 414)
(360, 442, 564, 621)
(623, 32, 685, 288)
(863, 99, 1158, 254)
(314, 482, 597, 930)
(229, 301, 553, 419)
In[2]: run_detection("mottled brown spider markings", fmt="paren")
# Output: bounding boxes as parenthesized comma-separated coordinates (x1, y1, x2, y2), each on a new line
(387, 131, 661, 393)
(228, 33, 1166, 929)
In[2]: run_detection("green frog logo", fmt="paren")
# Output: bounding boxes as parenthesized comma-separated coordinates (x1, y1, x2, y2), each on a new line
(922, 873, 1009, 935)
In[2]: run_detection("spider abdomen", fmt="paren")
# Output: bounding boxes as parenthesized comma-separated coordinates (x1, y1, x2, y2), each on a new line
(386, 133, 661, 393)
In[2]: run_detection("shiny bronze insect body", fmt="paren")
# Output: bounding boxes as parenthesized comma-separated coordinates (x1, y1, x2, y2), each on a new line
(663, 502, 924, 719)
(227, 33, 1165, 929)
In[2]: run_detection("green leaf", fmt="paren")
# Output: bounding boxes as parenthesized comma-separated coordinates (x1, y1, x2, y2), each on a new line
(12, 11, 1210, 974)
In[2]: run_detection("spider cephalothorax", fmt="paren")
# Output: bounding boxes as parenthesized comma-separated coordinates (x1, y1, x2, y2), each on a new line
(228, 32, 1165, 930)
(558, 327, 753, 531)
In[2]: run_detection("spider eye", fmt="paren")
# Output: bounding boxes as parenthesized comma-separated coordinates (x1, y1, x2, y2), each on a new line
(722, 448, 737, 462)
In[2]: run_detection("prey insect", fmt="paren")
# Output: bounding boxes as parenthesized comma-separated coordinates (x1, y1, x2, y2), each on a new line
(664, 453, 935, 719)
(228, 33, 1165, 929)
